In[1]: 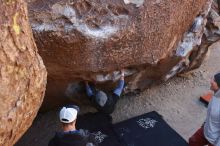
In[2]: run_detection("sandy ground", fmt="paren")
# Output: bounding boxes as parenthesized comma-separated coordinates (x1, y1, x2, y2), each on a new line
(15, 42, 220, 146)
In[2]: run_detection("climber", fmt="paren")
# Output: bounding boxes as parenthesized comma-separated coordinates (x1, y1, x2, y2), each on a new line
(85, 70, 125, 114)
(48, 105, 97, 146)
(189, 73, 220, 146)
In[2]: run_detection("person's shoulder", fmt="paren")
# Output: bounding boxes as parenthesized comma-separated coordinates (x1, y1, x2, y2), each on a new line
(215, 89, 220, 98)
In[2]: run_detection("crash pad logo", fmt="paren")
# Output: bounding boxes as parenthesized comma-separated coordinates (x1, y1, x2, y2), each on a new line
(93, 131, 108, 143)
(137, 118, 157, 129)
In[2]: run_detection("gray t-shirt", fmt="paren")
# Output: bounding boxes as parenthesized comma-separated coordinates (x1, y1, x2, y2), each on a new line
(204, 89, 220, 146)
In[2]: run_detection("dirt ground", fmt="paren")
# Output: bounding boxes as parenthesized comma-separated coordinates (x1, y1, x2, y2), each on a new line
(15, 42, 220, 146)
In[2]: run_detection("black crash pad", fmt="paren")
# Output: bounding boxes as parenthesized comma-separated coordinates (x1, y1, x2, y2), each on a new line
(113, 111, 188, 146)
(76, 111, 188, 146)
(77, 112, 122, 146)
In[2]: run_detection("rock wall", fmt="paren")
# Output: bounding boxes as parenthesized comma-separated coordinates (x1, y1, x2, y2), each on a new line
(0, 0, 47, 145)
(27, 0, 214, 111)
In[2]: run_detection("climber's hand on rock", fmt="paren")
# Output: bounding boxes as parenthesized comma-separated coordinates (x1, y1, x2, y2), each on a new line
(120, 69, 125, 80)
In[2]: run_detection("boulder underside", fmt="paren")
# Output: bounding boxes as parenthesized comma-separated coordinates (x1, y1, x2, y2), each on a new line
(27, 0, 220, 111)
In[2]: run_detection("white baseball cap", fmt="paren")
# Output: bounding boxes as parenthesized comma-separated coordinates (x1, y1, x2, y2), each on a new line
(59, 106, 79, 123)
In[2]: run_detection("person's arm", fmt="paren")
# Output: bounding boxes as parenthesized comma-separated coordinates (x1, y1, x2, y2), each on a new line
(85, 81, 94, 97)
(113, 70, 125, 96)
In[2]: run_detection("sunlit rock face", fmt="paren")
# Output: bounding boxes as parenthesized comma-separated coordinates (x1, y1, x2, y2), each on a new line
(27, 0, 213, 111)
(0, 0, 47, 145)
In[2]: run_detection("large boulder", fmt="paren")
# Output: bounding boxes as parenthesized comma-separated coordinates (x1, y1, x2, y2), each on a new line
(27, 0, 213, 111)
(0, 0, 47, 145)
